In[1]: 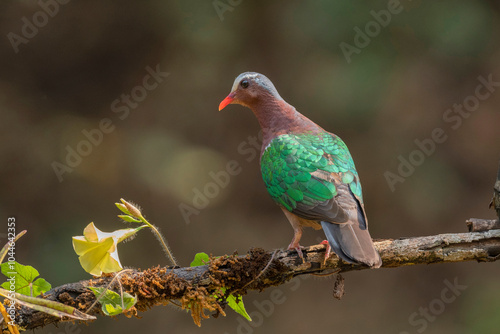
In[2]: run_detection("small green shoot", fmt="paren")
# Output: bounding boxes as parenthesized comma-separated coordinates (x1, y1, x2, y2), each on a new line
(190, 252, 210, 267)
(0, 287, 95, 321)
(116, 199, 177, 267)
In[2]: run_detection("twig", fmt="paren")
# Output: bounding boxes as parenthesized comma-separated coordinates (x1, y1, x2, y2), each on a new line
(466, 218, 500, 232)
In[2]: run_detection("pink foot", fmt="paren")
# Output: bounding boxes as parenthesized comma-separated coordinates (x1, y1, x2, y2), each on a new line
(320, 240, 331, 266)
(288, 242, 305, 263)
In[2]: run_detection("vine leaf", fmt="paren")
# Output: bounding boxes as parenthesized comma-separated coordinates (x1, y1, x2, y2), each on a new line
(88, 287, 137, 316)
(0, 262, 51, 297)
(226, 293, 251, 321)
(190, 252, 209, 267)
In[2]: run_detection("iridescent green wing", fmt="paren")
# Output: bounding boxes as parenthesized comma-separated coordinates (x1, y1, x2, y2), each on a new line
(260, 132, 363, 222)
(317, 132, 363, 203)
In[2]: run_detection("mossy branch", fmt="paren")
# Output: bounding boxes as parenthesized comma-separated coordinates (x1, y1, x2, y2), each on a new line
(14, 227, 500, 330)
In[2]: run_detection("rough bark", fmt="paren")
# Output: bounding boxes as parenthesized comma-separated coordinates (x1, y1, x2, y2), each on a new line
(467, 218, 500, 232)
(15, 229, 500, 330)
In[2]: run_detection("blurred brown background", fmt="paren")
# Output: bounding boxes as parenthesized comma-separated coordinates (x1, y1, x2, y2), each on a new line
(1, 0, 499, 333)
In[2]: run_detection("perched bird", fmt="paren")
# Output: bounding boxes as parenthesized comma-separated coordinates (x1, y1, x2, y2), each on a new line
(219, 72, 381, 268)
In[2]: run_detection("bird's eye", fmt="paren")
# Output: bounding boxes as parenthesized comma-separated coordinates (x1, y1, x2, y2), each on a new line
(240, 80, 249, 89)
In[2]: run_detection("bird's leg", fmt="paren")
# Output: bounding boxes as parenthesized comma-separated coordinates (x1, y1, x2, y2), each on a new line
(281, 209, 305, 262)
(320, 240, 331, 266)
(288, 227, 305, 262)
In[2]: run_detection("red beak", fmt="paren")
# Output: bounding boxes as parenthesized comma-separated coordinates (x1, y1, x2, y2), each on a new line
(219, 93, 235, 111)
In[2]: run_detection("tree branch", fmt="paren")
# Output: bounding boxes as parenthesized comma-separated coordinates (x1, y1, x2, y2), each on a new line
(15, 228, 500, 330)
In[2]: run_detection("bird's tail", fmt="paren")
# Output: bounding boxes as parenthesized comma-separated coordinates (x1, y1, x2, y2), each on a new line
(321, 221, 382, 268)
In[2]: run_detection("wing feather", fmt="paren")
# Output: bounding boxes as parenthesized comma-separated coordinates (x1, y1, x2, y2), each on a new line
(260, 132, 367, 226)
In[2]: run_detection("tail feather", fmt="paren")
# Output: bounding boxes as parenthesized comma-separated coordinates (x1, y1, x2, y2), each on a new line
(321, 221, 381, 268)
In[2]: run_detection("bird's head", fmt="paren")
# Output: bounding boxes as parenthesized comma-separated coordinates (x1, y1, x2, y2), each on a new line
(219, 72, 282, 111)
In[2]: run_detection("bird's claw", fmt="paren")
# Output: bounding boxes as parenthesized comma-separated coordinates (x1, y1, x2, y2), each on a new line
(288, 243, 305, 263)
(320, 240, 331, 266)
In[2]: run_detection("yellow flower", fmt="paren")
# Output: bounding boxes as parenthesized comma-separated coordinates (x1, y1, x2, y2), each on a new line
(72, 222, 145, 276)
